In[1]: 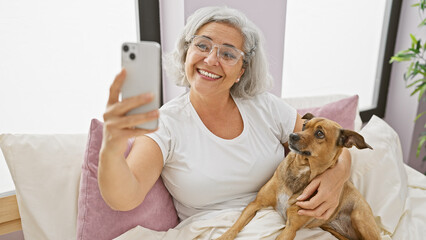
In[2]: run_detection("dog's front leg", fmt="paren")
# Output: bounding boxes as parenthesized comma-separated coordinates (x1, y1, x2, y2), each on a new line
(351, 203, 381, 240)
(216, 200, 264, 240)
(275, 205, 311, 240)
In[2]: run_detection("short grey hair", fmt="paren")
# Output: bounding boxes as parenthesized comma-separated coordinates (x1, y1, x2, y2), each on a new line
(165, 6, 273, 98)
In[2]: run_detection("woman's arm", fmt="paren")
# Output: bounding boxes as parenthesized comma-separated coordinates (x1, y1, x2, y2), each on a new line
(98, 69, 163, 211)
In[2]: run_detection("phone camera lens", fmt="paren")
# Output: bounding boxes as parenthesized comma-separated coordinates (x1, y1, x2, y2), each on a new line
(123, 45, 129, 52)
(129, 53, 136, 60)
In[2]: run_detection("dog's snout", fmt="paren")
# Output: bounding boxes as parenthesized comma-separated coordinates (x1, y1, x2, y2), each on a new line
(290, 133, 300, 142)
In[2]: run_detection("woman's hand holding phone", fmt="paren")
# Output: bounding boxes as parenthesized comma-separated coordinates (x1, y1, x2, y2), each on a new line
(97, 42, 162, 210)
(101, 41, 161, 155)
(101, 69, 159, 155)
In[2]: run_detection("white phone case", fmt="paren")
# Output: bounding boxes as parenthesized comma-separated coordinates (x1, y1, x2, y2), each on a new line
(121, 41, 161, 130)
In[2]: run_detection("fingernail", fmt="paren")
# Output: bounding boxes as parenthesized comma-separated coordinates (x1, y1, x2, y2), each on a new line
(297, 195, 303, 200)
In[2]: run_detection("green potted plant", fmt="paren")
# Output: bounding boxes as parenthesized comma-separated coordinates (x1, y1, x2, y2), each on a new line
(390, 0, 426, 163)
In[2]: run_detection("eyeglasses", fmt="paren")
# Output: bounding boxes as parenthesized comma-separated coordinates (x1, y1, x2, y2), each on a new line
(189, 35, 245, 66)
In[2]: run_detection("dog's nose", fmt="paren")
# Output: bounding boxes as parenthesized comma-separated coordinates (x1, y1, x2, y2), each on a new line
(290, 133, 300, 142)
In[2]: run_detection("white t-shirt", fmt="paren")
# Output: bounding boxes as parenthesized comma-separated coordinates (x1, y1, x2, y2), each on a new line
(146, 92, 297, 220)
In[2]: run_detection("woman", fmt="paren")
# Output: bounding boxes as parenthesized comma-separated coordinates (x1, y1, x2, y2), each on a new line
(98, 6, 351, 224)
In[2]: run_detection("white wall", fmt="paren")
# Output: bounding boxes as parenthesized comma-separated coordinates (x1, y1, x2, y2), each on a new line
(385, 0, 426, 172)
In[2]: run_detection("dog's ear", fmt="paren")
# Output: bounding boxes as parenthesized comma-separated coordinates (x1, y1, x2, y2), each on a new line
(338, 129, 373, 150)
(302, 113, 315, 120)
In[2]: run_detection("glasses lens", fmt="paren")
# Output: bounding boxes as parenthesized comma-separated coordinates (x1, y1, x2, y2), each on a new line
(218, 46, 240, 65)
(192, 37, 212, 53)
(191, 36, 243, 65)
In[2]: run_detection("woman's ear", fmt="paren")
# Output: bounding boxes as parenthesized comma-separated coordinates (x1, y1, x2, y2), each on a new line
(237, 68, 245, 82)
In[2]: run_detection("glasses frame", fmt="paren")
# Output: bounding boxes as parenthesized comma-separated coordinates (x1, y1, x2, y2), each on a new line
(189, 35, 245, 66)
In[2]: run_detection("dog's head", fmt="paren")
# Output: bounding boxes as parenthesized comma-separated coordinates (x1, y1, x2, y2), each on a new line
(289, 113, 372, 170)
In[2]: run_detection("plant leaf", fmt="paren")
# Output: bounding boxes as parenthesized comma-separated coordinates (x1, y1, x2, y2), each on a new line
(418, 83, 426, 101)
(419, 18, 426, 27)
(410, 82, 423, 95)
(411, 34, 418, 45)
(405, 62, 416, 81)
(415, 111, 426, 121)
(416, 135, 426, 157)
(391, 53, 417, 63)
(407, 78, 426, 88)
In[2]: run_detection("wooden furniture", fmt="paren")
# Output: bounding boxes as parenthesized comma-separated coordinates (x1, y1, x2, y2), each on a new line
(0, 193, 22, 235)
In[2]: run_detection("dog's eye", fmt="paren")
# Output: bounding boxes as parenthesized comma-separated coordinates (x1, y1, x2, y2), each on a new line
(315, 130, 325, 139)
(302, 123, 306, 130)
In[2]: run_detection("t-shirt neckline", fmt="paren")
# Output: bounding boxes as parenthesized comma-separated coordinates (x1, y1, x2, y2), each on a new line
(186, 93, 248, 143)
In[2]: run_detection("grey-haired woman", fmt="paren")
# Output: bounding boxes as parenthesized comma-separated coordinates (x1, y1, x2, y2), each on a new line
(98, 6, 352, 223)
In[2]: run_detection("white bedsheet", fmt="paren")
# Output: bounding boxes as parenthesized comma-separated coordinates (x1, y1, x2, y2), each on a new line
(391, 165, 426, 239)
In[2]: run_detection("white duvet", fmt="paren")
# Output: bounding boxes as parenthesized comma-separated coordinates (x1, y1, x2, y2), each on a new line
(116, 116, 426, 240)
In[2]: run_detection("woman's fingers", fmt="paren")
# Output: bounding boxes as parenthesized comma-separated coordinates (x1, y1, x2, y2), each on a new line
(105, 110, 159, 130)
(104, 93, 154, 119)
(296, 187, 324, 210)
(103, 70, 160, 143)
(297, 202, 333, 220)
(297, 179, 320, 201)
(107, 69, 127, 106)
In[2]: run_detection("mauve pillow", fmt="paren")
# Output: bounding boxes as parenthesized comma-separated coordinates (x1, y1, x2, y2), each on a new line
(76, 119, 179, 240)
(297, 95, 359, 130)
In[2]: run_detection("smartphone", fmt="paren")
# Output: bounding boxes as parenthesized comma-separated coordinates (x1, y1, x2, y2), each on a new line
(121, 41, 161, 130)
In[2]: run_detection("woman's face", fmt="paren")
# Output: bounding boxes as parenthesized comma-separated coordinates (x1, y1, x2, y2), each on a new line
(185, 22, 245, 98)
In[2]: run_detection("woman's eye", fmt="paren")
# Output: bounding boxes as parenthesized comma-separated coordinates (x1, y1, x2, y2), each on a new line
(221, 51, 237, 60)
(315, 130, 324, 139)
(196, 43, 209, 52)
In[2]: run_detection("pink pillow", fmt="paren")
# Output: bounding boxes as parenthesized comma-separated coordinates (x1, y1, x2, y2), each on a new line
(77, 119, 179, 240)
(297, 95, 359, 130)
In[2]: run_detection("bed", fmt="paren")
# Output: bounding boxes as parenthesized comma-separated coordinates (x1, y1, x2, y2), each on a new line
(1, 94, 425, 239)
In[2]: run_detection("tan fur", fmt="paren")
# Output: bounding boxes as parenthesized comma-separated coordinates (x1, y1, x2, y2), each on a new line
(217, 114, 381, 240)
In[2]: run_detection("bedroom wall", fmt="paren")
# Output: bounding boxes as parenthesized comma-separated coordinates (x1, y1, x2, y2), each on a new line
(384, 0, 426, 173)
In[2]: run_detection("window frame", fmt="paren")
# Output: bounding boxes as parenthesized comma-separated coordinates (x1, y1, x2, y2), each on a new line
(136, 0, 162, 105)
(359, 0, 402, 122)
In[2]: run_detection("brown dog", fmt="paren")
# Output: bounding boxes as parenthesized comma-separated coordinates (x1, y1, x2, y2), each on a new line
(217, 113, 381, 240)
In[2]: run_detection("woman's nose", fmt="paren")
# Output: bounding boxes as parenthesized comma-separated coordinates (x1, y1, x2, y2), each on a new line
(204, 47, 220, 65)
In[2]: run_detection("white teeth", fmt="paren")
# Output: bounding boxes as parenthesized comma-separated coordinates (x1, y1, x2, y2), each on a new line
(198, 69, 221, 79)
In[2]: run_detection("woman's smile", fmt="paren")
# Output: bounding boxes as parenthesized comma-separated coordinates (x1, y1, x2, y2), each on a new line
(197, 68, 223, 81)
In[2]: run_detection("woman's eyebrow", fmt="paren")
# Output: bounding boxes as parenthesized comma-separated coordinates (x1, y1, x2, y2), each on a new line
(200, 35, 237, 48)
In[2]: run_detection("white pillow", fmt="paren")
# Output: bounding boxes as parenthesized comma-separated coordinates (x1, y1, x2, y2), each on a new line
(0, 133, 87, 240)
(349, 116, 408, 234)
